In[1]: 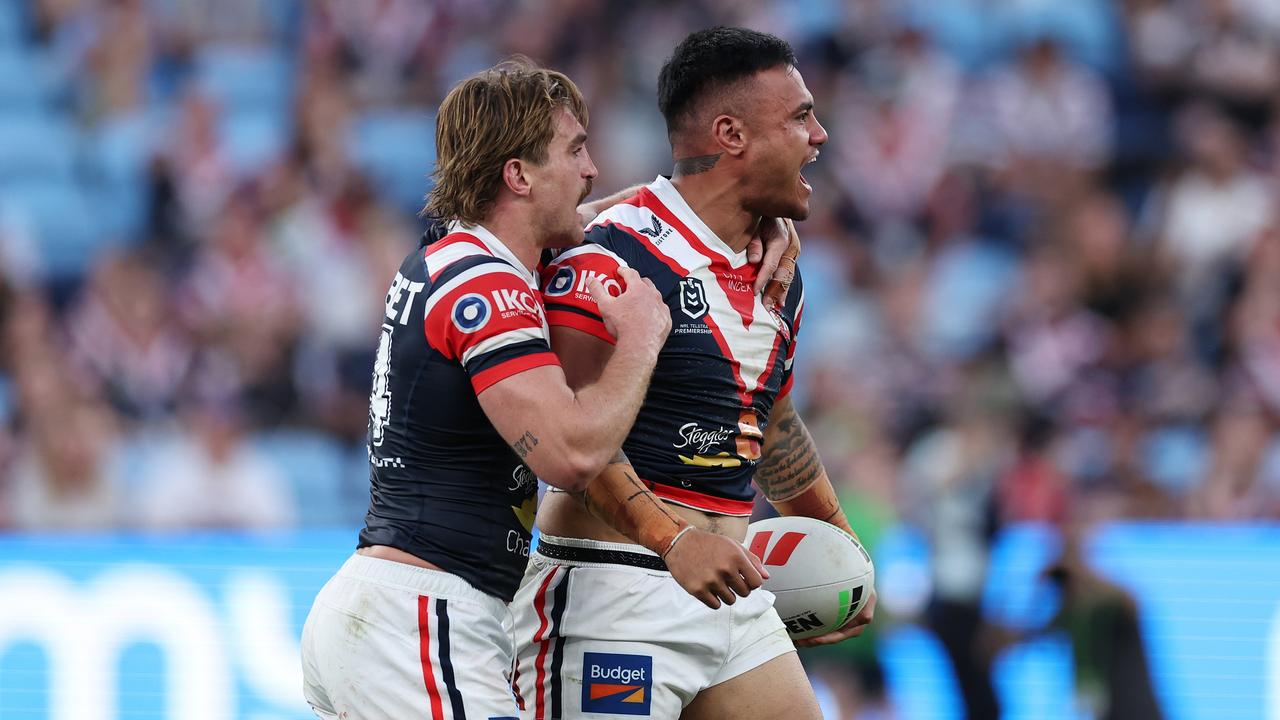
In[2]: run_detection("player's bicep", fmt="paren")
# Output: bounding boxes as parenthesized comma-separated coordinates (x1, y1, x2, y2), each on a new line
(541, 243, 627, 346)
(550, 324, 615, 390)
(424, 263, 558, 393)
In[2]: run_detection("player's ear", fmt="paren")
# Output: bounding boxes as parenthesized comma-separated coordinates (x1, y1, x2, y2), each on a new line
(503, 158, 532, 196)
(712, 114, 746, 157)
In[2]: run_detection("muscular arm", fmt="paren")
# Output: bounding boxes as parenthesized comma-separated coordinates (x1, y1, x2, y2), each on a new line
(576, 184, 644, 226)
(477, 272, 667, 492)
(756, 393, 856, 538)
(548, 325, 691, 554)
(477, 351, 655, 492)
(759, 393, 876, 644)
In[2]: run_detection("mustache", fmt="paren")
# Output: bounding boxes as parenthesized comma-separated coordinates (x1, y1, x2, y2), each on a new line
(579, 179, 593, 205)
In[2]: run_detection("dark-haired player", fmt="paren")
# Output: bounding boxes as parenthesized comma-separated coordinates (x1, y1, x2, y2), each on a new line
(511, 28, 875, 720)
(299, 59, 671, 720)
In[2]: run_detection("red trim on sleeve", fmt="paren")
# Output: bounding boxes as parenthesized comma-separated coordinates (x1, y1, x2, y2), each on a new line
(648, 482, 755, 516)
(545, 309, 617, 345)
(471, 351, 561, 394)
(777, 373, 795, 400)
(773, 368, 793, 397)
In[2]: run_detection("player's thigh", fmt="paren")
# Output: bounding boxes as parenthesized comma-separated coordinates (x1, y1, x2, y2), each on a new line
(512, 562, 709, 719)
(678, 651, 822, 720)
(304, 574, 518, 720)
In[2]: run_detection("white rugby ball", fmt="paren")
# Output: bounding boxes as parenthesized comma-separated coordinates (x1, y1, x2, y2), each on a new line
(743, 516, 875, 640)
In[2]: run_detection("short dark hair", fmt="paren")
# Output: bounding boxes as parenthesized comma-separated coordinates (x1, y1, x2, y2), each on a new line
(657, 27, 796, 138)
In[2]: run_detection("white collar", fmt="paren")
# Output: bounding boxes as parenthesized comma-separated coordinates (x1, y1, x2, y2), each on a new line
(446, 220, 537, 286)
(646, 176, 749, 269)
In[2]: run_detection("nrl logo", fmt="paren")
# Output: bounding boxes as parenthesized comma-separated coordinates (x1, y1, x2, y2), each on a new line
(679, 277, 708, 319)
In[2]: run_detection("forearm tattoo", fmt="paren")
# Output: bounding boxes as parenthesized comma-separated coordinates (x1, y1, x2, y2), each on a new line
(756, 402, 824, 501)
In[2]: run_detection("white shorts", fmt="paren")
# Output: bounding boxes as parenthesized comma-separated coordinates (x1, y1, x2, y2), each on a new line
(301, 554, 521, 720)
(511, 535, 795, 719)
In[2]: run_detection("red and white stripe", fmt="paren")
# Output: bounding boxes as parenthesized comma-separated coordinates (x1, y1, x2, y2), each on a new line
(529, 566, 568, 720)
(417, 595, 451, 720)
(602, 185, 788, 406)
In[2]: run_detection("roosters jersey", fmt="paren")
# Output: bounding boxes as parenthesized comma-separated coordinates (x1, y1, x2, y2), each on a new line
(541, 176, 804, 516)
(358, 222, 554, 602)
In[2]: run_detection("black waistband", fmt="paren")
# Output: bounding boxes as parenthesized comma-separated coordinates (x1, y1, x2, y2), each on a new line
(535, 540, 669, 572)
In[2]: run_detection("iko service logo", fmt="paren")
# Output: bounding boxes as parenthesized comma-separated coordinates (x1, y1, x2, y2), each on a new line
(581, 651, 652, 716)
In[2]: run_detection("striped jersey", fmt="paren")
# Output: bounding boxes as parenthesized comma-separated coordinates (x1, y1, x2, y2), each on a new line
(358, 221, 554, 602)
(541, 176, 804, 516)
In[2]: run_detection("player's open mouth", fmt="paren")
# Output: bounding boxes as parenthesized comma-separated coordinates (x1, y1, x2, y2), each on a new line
(800, 154, 818, 192)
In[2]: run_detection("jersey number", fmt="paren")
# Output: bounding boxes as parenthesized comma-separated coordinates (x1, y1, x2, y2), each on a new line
(369, 325, 393, 446)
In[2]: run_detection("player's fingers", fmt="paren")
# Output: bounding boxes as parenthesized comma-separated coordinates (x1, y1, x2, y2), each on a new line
(714, 582, 738, 605)
(753, 218, 791, 292)
(584, 273, 611, 306)
(696, 589, 721, 610)
(615, 266, 642, 288)
(744, 546, 769, 581)
(762, 263, 794, 309)
(725, 570, 752, 598)
(741, 560, 764, 591)
(746, 236, 764, 264)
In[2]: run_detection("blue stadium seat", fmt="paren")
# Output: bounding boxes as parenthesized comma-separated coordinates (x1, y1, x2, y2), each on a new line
(86, 112, 153, 182)
(1141, 425, 1209, 497)
(0, 0, 28, 47)
(0, 114, 76, 182)
(84, 112, 154, 240)
(0, 48, 56, 114)
(219, 107, 287, 177)
(348, 108, 435, 213)
(251, 431, 352, 528)
(0, 179, 116, 279)
(194, 44, 293, 113)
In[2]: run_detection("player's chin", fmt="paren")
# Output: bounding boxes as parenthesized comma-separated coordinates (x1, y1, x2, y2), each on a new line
(546, 223, 586, 249)
(780, 197, 810, 222)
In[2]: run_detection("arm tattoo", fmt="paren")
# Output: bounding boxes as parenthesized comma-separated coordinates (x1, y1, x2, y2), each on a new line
(673, 153, 722, 176)
(756, 402, 824, 501)
(568, 465, 680, 530)
(512, 431, 539, 460)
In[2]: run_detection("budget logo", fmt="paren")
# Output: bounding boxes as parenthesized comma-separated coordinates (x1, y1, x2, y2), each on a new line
(582, 652, 652, 715)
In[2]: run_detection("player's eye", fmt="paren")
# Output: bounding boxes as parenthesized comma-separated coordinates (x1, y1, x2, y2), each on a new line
(796, 111, 811, 122)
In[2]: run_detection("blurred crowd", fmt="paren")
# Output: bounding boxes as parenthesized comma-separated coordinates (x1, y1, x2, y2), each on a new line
(4, 0, 1279, 716)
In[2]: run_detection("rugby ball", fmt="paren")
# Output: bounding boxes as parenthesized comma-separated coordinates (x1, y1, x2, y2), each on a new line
(743, 516, 875, 640)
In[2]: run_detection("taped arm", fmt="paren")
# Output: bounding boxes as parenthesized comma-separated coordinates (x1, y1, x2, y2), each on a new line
(550, 324, 691, 556)
(755, 393, 857, 539)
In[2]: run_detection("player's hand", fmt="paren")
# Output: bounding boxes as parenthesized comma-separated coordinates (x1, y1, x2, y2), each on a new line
(749, 218, 800, 310)
(793, 587, 877, 648)
(588, 267, 670, 354)
(745, 218, 783, 289)
(663, 527, 769, 609)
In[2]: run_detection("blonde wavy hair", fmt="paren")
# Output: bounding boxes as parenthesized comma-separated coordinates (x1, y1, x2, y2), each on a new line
(423, 58, 588, 225)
